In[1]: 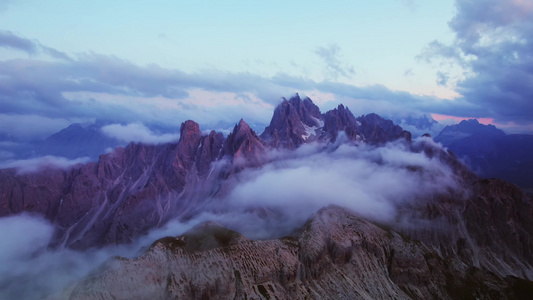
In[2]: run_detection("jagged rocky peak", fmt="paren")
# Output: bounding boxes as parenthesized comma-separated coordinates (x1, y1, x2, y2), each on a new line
(179, 120, 201, 141)
(233, 118, 253, 138)
(355, 113, 406, 145)
(194, 130, 225, 176)
(177, 120, 203, 161)
(435, 118, 506, 146)
(261, 95, 411, 147)
(223, 119, 265, 165)
(260, 93, 324, 149)
(291, 94, 322, 127)
(322, 104, 360, 141)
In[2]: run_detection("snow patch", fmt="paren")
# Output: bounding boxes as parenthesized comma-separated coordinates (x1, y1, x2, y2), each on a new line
(302, 118, 324, 140)
(302, 125, 318, 140)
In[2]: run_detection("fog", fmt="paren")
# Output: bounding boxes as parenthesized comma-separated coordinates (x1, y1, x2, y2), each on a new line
(0, 155, 90, 174)
(101, 123, 180, 144)
(0, 135, 461, 298)
(212, 135, 459, 238)
(0, 215, 201, 299)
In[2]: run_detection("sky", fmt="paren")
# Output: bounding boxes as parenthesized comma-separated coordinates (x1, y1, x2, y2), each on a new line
(1, 0, 532, 140)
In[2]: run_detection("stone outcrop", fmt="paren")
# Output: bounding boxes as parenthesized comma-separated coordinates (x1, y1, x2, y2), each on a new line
(62, 206, 533, 300)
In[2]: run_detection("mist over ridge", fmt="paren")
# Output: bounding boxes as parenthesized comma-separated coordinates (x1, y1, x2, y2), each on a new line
(0, 94, 531, 299)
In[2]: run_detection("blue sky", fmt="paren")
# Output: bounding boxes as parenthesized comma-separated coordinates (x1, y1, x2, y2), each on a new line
(1, 0, 532, 140)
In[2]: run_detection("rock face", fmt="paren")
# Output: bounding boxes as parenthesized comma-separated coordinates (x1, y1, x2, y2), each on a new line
(223, 119, 266, 167)
(435, 119, 533, 189)
(260, 94, 407, 147)
(0, 117, 269, 249)
(321, 104, 360, 141)
(260, 94, 323, 148)
(0, 95, 530, 257)
(62, 205, 533, 300)
(356, 113, 406, 145)
(0, 120, 229, 249)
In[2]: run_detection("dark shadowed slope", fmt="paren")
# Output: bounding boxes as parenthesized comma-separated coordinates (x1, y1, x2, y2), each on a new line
(435, 119, 533, 189)
(62, 203, 533, 300)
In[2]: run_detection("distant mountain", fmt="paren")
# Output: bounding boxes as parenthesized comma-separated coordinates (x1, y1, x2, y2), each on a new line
(435, 119, 533, 189)
(33, 122, 124, 160)
(435, 119, 505, 145)
(63, 204, 533, 300)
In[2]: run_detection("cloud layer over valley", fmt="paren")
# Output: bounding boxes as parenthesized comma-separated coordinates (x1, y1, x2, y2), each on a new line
(0, 135, 462, 298)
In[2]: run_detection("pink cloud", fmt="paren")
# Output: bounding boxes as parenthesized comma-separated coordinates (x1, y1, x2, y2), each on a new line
(431, 113, 494, 125)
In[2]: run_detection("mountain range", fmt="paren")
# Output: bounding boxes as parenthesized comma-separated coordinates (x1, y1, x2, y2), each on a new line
(1, 94, 532, 299)
(435, 119, 533, 190)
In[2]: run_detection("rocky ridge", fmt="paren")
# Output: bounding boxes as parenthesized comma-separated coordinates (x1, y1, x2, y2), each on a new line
(62, 205, 533, 300)
(0, 94, 405, 249)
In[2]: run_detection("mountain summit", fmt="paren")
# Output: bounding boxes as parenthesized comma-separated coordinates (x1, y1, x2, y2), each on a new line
(436, 119, 533, 189)
(260, 94, 323, 148)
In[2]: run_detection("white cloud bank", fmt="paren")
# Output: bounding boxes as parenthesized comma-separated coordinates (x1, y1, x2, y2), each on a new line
(0, 214, 200, 299)
(0, 155, 90, 174)
(101, 123, 179, 144)
(195, 135, 461, 239)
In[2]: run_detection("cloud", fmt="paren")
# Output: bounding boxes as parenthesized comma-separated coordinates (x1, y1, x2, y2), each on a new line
(0, 40, 472, 139)
(0, 114, 73, 141)
(436, 71, 449, 86)
(0, 214, 53, 262)
(0, 0, 14, 12)
(421, 0, 533, 125)
(0, 29, 530, 137)
(101, 123, 179, 144)
(0, 30, 71, 60)
(212, 136, 460, 238)
(0, 156, 90, 174)
(0, 135, 463, 297)
(0, 31, 38, 54)
(0, 213, 202, 299)
(314, 44, 356, 80)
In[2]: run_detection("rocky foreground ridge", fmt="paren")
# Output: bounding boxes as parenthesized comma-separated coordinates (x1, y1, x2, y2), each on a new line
(62, 205, 533, 300)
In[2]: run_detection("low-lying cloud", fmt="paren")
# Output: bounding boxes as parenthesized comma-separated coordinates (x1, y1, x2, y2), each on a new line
(0, 214, 201, 299)
(0, 155, 90, 174)
(101, 123, 179, 144)
(217, 136, 458, 237)
(0, 135, 462, 297)
(0, 114, 74, 142)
